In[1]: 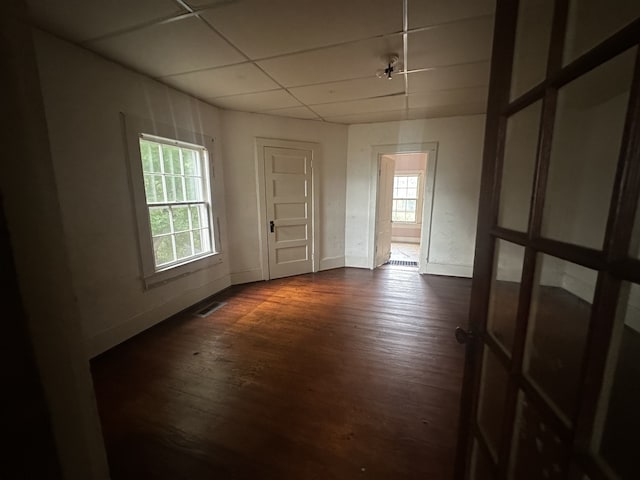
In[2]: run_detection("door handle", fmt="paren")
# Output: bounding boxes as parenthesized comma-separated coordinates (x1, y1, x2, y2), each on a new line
(455, 326, 476, 345)
(270, 220, 275, 233)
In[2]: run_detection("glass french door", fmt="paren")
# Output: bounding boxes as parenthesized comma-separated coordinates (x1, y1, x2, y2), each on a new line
(456, 1, 640, 479)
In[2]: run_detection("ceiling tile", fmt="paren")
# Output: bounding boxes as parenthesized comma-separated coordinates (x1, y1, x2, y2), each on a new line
(408, 0, 495, 29)
(263, 106, 321, 120)
(408, 86, 488, 109)
(211, 89, 302, 112)
(200, 0, 403, 59)
(311, 95, 406, 117)
(408, 16, 494, 70)
(88, 16, 246, 77)
(290, 76, 405, 105)
(324, 110, 408, 125)
(27, 0, 186, 42)
(407, 62, 490, 93)
(258, 35, 403, 87)
(407, 104, 487, 120)
(163, 63, 280, 98)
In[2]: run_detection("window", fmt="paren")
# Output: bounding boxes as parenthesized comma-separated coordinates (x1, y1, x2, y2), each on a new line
(123, 114, 221, 288)
(139, 136, 214, 270)
(392, 174, 422, 223)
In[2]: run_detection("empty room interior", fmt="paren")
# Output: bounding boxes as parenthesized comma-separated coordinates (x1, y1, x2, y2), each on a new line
(3, 0, 640, 479)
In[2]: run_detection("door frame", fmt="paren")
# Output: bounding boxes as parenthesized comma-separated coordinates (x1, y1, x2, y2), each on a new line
(255, 137, 321, 280)
(369, 142, 438, 272)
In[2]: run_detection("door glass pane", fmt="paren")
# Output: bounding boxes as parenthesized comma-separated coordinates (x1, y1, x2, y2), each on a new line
(487, 240, 526, 354)
(509, 391, 570, 480)
(564, 0, 640, 64)
(477, 347, 509, 457)
(498, 101, 542, 231)
(510, 0, 555, 99)
(591, 282, 640, 480)
(541, 48, 636, 250)
(471, 440, 496, 480)
(524, 254, 597, 423)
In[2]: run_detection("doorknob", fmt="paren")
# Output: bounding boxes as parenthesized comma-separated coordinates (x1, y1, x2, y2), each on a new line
(455, 326, 476, 345)
(270, 220, 275, 233)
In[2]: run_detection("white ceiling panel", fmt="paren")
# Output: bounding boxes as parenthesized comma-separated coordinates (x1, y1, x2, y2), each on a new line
(290, 76, 405, 105)
(263, 106, 321, 120)
(163, 63, 280, 98)
(407, 103, 487, 120)
(88, 16, 246, 77)
(258, 35, 404, 87)
(408, 0, 495, 29)
(311, 95, 406, 118)
(408, 86, 488, 109)
(211, 89, 302, 112)
(27, 0, 186, 42)
(407, 62, 491, 93)
(324, 110, 409, 125)
(407, 16, 494, 70)
(200, 0, 403, 59)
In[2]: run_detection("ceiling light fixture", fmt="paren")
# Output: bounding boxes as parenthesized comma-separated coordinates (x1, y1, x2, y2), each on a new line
(376, 54, 401, 80)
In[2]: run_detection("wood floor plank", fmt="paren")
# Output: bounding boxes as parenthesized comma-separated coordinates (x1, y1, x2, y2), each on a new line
(91, 267, 471, 479)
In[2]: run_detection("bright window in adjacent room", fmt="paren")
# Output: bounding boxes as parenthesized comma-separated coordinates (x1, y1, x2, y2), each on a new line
(392, 174, 422, 223)
(139, 135, 214, 270)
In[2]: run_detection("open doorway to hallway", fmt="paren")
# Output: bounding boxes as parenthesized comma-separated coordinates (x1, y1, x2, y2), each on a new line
(373, 144, 437, 273)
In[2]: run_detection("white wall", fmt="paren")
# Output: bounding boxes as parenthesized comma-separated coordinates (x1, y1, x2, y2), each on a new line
(345, 116, 486, 276)
(34, 31, 232, 357)
(221, 110, 348, 283)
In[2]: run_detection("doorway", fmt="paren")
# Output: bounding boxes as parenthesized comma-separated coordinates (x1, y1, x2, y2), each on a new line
(255, 138, 321, 280)
(371, 143, 437, 273)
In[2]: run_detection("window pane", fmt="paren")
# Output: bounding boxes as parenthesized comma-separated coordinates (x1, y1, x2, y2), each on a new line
(190, 205, 202, 229)
(202, 228, 211, 252)
(498, 101, 542, 232)
(140, 140, 153, 173)
(524, 255, 596, 422)
(164, 176, 177, 203)
(405, 212, 416, 222)
(407, 187, 418, 199)
(149, 207, 171, 236)
(153, 235, 175, 266)
(172, 206, 190, 232)
(509, 391, 569, 480)
(193, 229, 203, 254)
(408, 176, 418, 188)
(487, 240, 525, 355)
(148, 142, 161, 172)
(406, 200, 416, 212)
(564, 0, 640, 64)
(591, 282, 640, 480)
(510, 0, 554, 99)
(185, 177, 201, 202)
(175, 232, 193, 260)
(162, 145, 179, 174)
(144, 175, 165, 203)
(397, 199, 406, 211)
(174, 177, 185, 202)
(183, 149, 199, 176)
(477, 348, 509, 457)
(541, 48, 636, 249)
(398, 176, 407, 188)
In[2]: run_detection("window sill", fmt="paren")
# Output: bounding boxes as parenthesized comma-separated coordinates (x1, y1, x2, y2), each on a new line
(143, 251, 224, 289)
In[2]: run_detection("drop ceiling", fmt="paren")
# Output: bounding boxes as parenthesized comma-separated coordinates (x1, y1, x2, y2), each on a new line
(27, 0, 495, 124)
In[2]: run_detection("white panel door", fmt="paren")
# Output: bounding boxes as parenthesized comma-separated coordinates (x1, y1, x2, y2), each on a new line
(375, 155, 395, 268)
(264, 146, 313, 279)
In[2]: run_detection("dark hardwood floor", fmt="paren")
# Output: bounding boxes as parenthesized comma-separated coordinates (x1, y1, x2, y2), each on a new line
(91, 267, 471, 480)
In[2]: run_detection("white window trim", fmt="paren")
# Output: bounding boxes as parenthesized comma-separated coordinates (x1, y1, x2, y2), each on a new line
(392, 170, 424, 225)
(122, 113, 222, 288)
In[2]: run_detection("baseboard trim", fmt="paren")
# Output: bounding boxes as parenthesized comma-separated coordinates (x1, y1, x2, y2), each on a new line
(230, 268, 264, 285)
(424, 263, 473, 278)
(391, 236, 420, 244)
(320, 256, 345, 271)
(86, 275, 231, 357)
